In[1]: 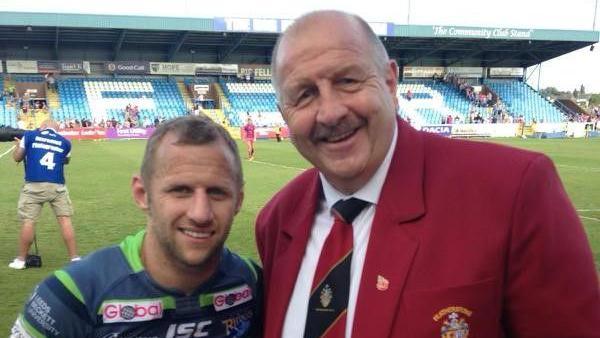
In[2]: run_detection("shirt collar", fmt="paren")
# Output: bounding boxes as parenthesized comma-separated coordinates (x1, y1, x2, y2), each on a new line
(320, 121, 398, 210)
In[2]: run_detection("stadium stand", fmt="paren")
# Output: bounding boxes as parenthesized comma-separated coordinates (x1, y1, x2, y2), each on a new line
(183, 77, 215, 108)
(1, 77, 22, 128)
(53, 77, 186, 125)
(13, 75, 45, 83)
(1, 103, 17, 128)
(395, 78, 569, 125)
(219, 79, 284, 127)
(484, 79, 564, 123)
(0, 74, 582, 130)
(397, 81, 471, 125)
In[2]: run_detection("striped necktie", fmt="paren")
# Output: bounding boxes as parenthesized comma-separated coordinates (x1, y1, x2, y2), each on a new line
(304, 197, 369, 338)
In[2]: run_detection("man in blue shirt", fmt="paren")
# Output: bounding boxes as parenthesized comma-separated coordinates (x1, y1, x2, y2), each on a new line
(9, 120, 80, 270)
(11, 115, 262, 337)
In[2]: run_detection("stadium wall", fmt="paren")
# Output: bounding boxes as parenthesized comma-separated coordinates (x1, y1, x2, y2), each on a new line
(420, 122, 597, 138)
(34, 123, 595, 142)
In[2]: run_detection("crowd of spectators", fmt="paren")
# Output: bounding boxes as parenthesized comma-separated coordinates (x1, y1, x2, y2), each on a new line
(572, 105, 600, 132)
(437, 73, 518, 125)
(439, 108, 523, 126)
(2, 88, 49, 116)
(443, 73, 497, 108)
(53, 115, 165, 130)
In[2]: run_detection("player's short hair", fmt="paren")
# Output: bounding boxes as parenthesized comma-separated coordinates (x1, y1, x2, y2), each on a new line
(141, 115, 243, 189)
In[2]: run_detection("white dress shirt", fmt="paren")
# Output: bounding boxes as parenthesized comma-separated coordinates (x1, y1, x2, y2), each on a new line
(282, 124, 398, 338)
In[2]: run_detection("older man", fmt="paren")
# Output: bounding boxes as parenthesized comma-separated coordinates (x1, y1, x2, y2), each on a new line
(12, 115, 262, 337)
(256, 10, 599, 338)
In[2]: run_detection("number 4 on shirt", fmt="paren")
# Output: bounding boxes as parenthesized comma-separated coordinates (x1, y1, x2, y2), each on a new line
(39, 152, 56, 170)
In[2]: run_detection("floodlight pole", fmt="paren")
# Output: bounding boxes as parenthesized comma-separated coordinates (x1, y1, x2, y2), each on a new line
(537, 63, 541, 91)
(594, 0, 599, 31)
(407, 0, 411, 25)
(591, 0, 598, 53)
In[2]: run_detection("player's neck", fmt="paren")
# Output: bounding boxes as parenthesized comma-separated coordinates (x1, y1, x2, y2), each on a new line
(141, 237, 217, 295)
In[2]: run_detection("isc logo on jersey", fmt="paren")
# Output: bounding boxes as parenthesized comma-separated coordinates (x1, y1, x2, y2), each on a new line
(166, 320, 212, 338)
(213, 284, 253, 312)
(102, 299, 163, 323)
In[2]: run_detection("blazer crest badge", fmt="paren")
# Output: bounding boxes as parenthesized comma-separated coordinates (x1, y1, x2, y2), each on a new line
(433, 306, 472, 338)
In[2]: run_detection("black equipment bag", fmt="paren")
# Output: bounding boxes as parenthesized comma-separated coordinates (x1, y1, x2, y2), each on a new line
(25, 235, 42, 268)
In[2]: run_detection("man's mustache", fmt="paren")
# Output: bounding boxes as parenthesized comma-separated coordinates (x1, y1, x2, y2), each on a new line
(310, 118, 366, 141)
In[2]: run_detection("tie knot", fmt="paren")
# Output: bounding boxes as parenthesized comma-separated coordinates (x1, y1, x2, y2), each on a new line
(332, 198, 369, 224)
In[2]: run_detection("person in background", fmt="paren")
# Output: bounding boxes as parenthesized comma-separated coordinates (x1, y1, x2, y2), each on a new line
(242, 116, 256, 160)
(9, 119, 79, 270)
(11, 115, 262, 337)
(256, 10, 599, 338)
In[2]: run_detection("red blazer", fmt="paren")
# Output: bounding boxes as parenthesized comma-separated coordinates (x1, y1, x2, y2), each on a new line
(255, 119, 600, 338)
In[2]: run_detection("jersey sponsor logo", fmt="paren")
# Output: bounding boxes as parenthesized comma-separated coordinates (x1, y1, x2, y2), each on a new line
(102, 299, 163, 323)
(26, 294, 60, 336)
(222, 309, 253, 337)
(166, 320, 212, 338)
(31, 142, 65, 153)
(213, 284, 253, 312)
(34, 135, 63, 146)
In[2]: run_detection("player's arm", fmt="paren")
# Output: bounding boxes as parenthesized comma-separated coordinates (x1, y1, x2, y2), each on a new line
(64, 141, 72, 165)
(13, 137, 25, 162)
(10, 271, 94, 338)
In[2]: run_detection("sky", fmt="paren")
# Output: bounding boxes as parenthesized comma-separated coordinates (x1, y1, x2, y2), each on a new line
(0, 0, 598, 92)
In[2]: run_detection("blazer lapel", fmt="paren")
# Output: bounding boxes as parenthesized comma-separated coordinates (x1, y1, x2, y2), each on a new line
(264, 171, 321, 337)
(353, 119, 426, 337)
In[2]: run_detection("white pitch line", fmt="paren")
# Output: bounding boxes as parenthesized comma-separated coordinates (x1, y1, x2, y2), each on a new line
(578, 209, 600, 212)
(250, 159, 306, 172)
(557, 164, 600, 172)
(0, 145, 16, 159)
(580, 216, 600, 222)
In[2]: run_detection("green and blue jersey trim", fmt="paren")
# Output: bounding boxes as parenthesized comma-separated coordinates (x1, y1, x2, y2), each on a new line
(119, 229, 146, 273)
(17, 315, 45, 338)
(54, 270, 85, 304)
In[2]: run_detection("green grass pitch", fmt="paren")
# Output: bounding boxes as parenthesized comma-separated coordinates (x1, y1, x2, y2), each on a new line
(0, 137, 598, 331)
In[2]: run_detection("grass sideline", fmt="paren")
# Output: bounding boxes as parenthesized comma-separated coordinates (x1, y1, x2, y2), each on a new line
(0, 137, 598, 331)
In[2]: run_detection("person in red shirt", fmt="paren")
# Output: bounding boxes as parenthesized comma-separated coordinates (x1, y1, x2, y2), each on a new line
(242, 117, 256, 160)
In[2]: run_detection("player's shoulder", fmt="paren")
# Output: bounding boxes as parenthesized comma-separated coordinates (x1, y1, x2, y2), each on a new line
(220, 248, 262, 285)
(23, 129, 38, 140)
(54, 245, 132, 304)
(14, 246, 129, 335)
(65, 245, 129, 278)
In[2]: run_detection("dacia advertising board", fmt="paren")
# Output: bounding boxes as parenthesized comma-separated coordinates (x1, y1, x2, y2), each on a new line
(421, 125, 452, 137)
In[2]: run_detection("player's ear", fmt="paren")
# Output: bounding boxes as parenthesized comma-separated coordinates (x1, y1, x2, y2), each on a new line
(131, 175, 149, 212)
(235, 189, 244, 215)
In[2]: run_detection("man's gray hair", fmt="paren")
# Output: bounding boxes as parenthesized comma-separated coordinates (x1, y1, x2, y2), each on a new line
(270, 10, 391, 94)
